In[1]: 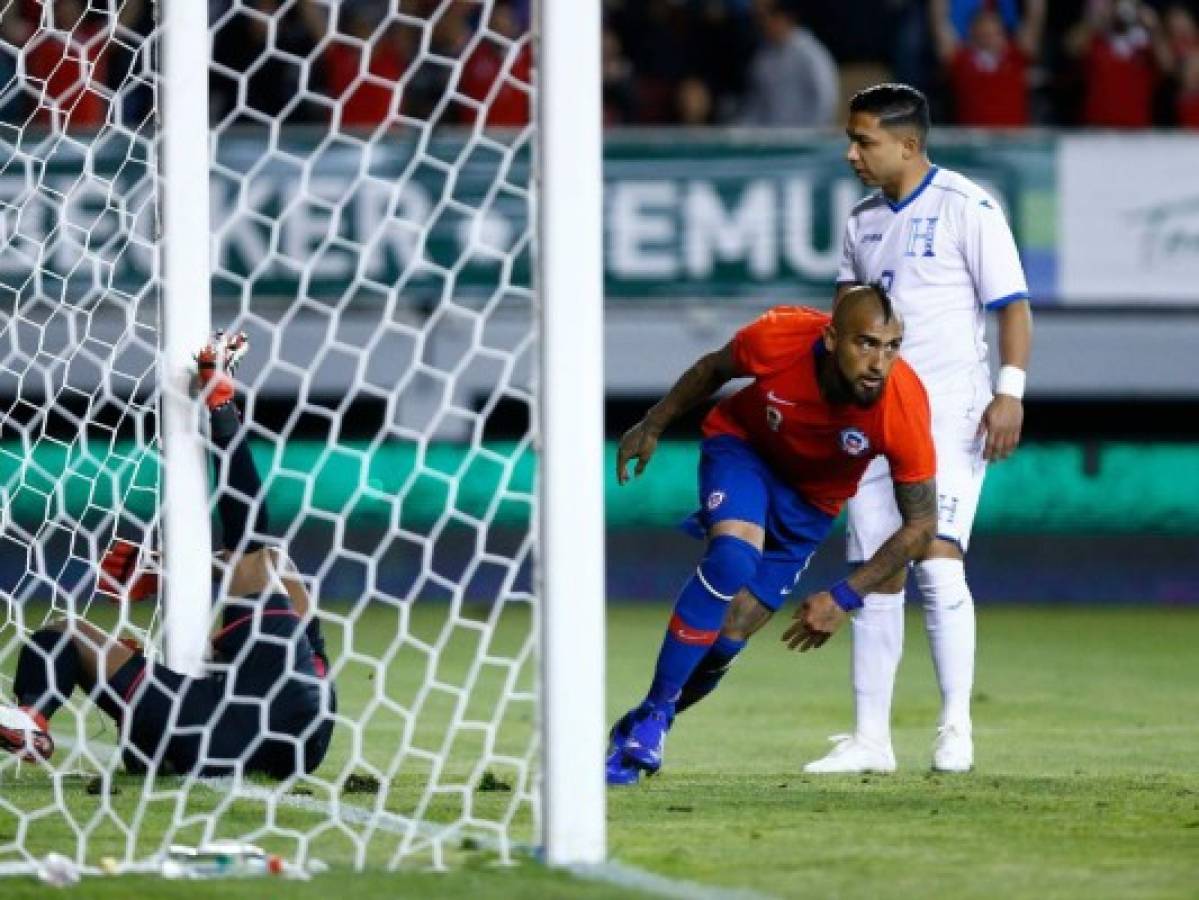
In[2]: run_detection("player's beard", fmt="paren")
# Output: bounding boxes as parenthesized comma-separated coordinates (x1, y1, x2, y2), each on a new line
(823, 355, 883, 408)
(852, 378, 884, 407)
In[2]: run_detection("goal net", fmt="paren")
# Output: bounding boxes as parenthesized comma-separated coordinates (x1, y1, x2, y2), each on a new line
(0, 0, 603, 876)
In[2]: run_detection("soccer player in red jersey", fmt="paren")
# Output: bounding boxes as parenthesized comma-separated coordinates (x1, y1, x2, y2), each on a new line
(606, 285, 938, 784)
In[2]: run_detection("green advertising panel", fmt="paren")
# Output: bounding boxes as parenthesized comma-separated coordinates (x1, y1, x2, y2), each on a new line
(604, 132, 1056, 301)
(0, 129, 1056, 307)
(3, 439, 1197, 535)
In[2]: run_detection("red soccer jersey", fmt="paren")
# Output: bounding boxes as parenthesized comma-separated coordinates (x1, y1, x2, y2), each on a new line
(702, 307, 936, 516)
(1083, 35, 1157, 128)
(949, 44, 1029, 127)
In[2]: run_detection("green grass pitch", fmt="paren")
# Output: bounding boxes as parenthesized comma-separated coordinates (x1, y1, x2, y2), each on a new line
(2, 603, 1197, 898)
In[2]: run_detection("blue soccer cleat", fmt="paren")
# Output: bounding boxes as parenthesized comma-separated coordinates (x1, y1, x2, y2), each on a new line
(621, 705, 673, 775)
(605, 708, 641, 785)
(605, 744, 641, 785)
(608, 705, 643, 746)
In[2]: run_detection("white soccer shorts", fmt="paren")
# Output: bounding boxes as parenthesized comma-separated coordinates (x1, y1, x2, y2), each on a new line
(847, 381, 990, 562)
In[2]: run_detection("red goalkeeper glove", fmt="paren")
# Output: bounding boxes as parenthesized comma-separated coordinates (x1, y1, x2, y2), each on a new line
(97, 539, 160, 604)
(196, 330, 249, 411)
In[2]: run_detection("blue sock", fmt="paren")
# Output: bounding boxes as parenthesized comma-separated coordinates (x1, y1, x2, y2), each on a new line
(645, 535, 761, 712)
(676, 634, 748, 714)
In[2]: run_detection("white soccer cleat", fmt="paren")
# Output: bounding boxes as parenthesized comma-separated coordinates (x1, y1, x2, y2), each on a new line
(0, 705, 54, 763)
(932, 723, 973, 773)
(803, 733, 896, 774)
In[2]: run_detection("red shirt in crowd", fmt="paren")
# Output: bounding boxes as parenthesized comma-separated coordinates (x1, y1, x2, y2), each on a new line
(459, 40, 531, 127)
(950, 44, 1029, 126)
(702, 307, 935, 517)
(1082, 34, 1157, 127)
(324, 38, 405, 127)
(1179, 91, 1199, 128)
(26, 24, 108, 130)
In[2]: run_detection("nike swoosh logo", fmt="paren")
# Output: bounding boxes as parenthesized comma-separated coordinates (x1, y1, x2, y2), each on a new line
(675, 626, 709, 642)
(766, 391, 796, 406)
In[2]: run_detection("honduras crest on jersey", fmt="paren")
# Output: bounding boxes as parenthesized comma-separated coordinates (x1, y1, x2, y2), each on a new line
(905, 217, 939, 257)
(839, 427, 870, 457)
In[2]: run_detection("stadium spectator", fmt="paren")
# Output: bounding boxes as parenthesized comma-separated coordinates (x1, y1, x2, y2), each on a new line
(931, 0, 1045, 127)
(613, 0, 693, 124)
(24, 0, 109, 132)
(296, 0, 407, 129)
(458, 1, 531, 128)
(105, 0, 154, 127)
(677, 76, 716, 126)
(681, 0, 757, 123)
(400, 0, 474, 125)
(1163, 2, 1199, 125)
(944, 0, 1027, 38)
(1163, 2, 1199, 57)
(1179, 47, 1199, 126)
(0, 6, 31, 127)
(739, 1, 839, 127)
(211, 0, 318, 126)
(601, 25, 636, 125)
(1064, 0, 1174, 128)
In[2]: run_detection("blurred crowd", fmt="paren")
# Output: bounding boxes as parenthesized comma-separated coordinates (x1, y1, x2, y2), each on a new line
(0, 0, 534, 133)
(2, 0, 1199, 132)
(604, 0, 1199, 128)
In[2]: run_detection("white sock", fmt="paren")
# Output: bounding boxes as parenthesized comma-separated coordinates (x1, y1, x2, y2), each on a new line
(916, 558, 975, 731)
(850, 590, 905, 746)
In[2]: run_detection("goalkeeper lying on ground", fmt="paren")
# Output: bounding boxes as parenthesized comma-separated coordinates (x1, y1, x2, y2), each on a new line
(0, 333, 336, 777)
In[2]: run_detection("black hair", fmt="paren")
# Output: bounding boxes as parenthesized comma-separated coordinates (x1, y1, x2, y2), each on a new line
(848, 83, 930, 148)
(867, 281, 894, 323)
(834, 282, 895, 327)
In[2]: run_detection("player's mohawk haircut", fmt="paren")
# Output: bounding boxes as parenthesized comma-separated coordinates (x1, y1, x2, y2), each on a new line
(849, 83, 931, 147)
(867, 281, 895, 324)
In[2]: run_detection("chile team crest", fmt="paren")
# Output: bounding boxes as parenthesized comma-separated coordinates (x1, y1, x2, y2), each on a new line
(839, 427, 870, 457)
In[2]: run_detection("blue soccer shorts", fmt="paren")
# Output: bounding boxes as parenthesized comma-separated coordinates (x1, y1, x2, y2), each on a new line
(681, 434, 836, 611)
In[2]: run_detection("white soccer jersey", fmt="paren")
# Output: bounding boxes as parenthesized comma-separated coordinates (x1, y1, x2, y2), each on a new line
(837, 165, 1028, 396)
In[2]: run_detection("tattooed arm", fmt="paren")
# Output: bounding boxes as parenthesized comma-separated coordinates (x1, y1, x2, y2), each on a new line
(616, 344, 739, 484)
(783, 478, 937, 652)
(846, 477, 938, 595)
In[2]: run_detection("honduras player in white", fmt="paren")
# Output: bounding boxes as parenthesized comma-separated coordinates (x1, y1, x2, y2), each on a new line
(804, 84, 1033, 774)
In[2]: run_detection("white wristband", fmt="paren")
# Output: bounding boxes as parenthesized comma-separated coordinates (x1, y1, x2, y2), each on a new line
(995, 365, 1026, 400)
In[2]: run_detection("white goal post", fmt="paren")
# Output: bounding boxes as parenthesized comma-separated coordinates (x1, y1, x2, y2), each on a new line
(159, 0, 214, 678)
(537, 0, 607, 867)
(0, 0, 605, 874)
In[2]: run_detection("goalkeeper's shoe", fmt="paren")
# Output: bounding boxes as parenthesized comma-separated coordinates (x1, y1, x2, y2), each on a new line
(0, 705, 54, 763)
(802, 733, 896, 774)
(97, 538, 159, 604)
(621, 703, 673, 775)
(196, 330, 249, 410)
(932, 723, 973, 773)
